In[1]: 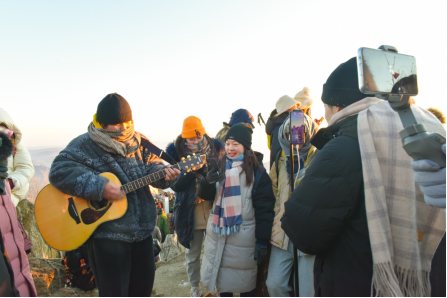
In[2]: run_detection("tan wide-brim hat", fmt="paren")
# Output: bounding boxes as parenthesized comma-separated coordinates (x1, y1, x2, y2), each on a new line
(294, 87, 314, 110)
(276, 95, 298, 116)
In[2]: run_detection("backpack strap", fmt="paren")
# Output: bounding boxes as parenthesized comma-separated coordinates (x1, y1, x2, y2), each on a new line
(252, 165, 266, 198)
(141, 138, 176, 165)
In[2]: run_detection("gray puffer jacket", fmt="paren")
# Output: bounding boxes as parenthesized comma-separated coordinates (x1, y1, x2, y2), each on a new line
(201, 171, 257, 294)
(49, 133, 171, 243)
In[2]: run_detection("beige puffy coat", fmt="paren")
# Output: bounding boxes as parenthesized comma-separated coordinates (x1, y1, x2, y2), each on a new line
(201, 172, 257, 294)
(0, 109, 34, 206)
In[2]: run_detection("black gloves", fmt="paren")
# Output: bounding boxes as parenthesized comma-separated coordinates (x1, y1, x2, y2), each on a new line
(254, 239, 268, 266)
(205, 167, 225, 184)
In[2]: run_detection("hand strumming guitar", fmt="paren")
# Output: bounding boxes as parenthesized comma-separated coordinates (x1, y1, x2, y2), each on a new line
(103, 182, 124, 201)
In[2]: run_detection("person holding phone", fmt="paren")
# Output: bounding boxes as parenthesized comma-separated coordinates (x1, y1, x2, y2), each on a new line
(281, 57, 445, 296)
(198, 124, 275, 296)
(166, 116, 224, 297)
(266, 112, 317, 297)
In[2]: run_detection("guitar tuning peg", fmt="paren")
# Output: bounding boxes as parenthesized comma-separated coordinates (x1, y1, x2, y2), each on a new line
(192, 153, 196, 156)
(181, 157, 185, 161)
(187, 155, 191, 158)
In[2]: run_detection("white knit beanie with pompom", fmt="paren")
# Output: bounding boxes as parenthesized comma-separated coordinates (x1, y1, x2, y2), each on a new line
(294, 87, 314, 110)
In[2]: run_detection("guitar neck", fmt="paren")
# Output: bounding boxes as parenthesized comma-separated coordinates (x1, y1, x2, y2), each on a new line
(120, 164, 180, 194)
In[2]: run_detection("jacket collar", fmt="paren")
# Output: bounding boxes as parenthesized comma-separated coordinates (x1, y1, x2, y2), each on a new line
(311, 115, 358, 150)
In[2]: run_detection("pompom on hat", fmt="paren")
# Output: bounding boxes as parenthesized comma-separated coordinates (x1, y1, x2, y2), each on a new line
(276, 95, 298, 116)
(182, 116, 206, 139)
(294, 87, 314, 110)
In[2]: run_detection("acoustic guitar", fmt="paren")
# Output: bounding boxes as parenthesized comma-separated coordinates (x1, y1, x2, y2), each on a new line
(35, 154, 206, 251)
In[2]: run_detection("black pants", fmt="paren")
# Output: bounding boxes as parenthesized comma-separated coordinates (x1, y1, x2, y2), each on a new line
(86, 236, 155, 297)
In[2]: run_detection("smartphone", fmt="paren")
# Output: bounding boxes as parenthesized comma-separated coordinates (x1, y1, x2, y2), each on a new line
(357, 47, 418, 95)
(207, 158, 219, 172)
(290, 110, 305, 145)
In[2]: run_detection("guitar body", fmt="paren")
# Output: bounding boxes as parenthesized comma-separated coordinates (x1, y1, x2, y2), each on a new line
(35, 172, 127, 251)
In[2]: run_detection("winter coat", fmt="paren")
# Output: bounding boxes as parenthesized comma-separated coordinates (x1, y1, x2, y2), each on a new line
(281, 115, 372, 296)
(0, 109, 35, 207)
(0, 183, 37, 296)
(265, 110, 288, 169)
(0, 230, 20, 297)
(49, 133, 170, 243)
(200, 154, 275, 294)
(166, 138, 224, 249)
(157, 210, 170, 237)
(269, 151, 291, 250)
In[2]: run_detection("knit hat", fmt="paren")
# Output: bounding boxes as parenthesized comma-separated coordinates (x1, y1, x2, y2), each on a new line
(224, 109, 255, 129)
(96, 93, 132, 125)
(321, 57, 366, 107)
(276, 95, 298, 116)
(225, 123, 253, 149)
(294, 87, 314, 110)
(182, 116, 206, 139)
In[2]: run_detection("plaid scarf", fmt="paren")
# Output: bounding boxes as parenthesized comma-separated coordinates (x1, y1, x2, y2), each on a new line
(88, 122, 141, 156)
(211, 155, 244, 236)
(332, 98, 446, 296)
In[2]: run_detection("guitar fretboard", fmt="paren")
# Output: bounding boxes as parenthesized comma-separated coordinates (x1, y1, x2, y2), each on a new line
(120, 164, 180, 194)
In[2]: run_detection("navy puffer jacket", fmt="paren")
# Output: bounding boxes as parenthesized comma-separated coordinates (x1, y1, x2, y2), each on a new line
(166, 136, 224, 249)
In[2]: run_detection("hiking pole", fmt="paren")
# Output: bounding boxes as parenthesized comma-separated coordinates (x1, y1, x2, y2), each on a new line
(257, 113, 266, 126)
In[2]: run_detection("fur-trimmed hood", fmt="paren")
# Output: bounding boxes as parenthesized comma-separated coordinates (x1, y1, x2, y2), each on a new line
(0, 109, 22, 146)
(166, 135, 224, 162)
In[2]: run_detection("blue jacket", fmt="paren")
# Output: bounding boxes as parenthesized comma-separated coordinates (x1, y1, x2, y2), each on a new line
(49, 133, 170, 243)
(166, 137, 224, 249)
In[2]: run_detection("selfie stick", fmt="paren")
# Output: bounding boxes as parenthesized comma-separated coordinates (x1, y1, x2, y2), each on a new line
(378, 45, 446, 167)
(288, 117, 299, 297)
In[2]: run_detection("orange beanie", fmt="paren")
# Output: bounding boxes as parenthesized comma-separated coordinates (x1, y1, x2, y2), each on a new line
(182, 116, 206, 139)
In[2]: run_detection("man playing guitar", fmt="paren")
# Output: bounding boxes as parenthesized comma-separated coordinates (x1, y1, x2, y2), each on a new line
(49, 93, 180, 296)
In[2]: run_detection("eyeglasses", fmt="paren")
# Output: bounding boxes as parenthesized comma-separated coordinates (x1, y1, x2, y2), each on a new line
(186, 136, 204, 143)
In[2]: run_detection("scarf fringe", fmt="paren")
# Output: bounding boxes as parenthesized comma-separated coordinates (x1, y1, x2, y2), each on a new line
(371, 263, 431, 297)
(212, 224, 241, 237)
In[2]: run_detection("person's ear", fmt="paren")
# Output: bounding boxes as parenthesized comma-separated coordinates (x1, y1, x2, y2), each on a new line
(336, 106, 344, 113)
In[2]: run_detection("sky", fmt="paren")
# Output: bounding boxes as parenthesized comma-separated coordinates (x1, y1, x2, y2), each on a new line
(1, 0, 446, 163)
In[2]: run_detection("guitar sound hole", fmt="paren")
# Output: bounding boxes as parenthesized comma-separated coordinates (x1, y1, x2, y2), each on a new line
(90, 199, 109, 210)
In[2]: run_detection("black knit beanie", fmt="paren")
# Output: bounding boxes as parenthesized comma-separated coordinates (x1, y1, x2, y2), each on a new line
(321, 57, 366, 107)
(225, 123, 253, 149)
(96, 93, 132, 125)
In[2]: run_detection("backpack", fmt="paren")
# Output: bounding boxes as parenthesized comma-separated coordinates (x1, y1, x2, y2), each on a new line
(153, 238, 161, 257)
(62, 245, 96, 291)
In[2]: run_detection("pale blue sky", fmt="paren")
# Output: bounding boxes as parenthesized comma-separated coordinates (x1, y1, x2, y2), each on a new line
(1, 0, 446, 161)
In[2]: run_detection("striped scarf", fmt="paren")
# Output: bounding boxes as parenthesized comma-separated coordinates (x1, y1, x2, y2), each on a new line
(88, 122, 141, 156)
(211, 155, 244, 236)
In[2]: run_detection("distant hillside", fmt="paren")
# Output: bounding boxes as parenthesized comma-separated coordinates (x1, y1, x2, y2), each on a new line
(28, 147, 63, 168)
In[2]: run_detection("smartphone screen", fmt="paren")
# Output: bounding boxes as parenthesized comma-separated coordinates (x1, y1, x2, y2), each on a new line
(358, 47, 418, 95)
(290, 110, 305, 145)
(207, 158, 219, 171)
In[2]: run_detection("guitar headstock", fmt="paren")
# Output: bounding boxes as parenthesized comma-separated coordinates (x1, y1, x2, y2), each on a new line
(178, 154, 207, 172)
